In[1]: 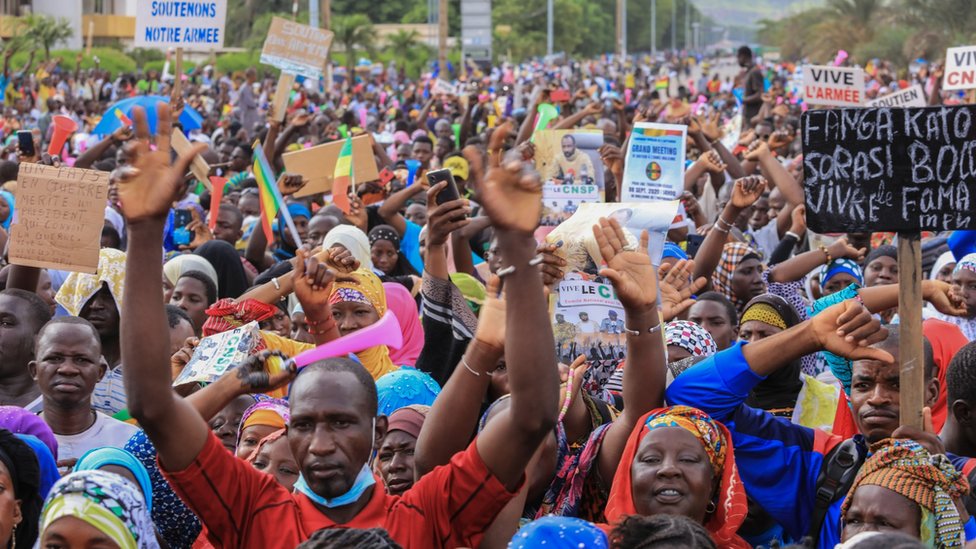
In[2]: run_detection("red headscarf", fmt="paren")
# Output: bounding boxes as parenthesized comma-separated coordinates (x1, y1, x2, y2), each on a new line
(602, 406, 750, 549)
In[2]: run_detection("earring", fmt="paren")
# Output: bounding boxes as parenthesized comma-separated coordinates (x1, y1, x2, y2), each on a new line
(706, 501, 716, 514)
(10, 526, 15, 549)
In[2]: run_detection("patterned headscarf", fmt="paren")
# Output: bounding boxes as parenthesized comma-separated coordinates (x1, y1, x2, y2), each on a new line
(236, 399, 290, 448)
(953, 253, 976, 277)
(41, 470, 159, 549)
(842, 438, 968, 549)
(55, 248, 126, 316)
(369, 224, 401, 249)
(74, 447, 153, 512)
(604, 406, 749, 549)
(245, 428, 287, 465)
(329, 269, 397, 379)
(511, 516, 609, 549)
(665, 320, 718, 358)
(740, 302, 788, 331)
(820, 258, 864, 288)
(712, 242, 762, 312)
(376, 368, 441, 417)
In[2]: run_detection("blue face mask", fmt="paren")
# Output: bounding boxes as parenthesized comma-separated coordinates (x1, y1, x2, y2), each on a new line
(294, 418, 377, 508)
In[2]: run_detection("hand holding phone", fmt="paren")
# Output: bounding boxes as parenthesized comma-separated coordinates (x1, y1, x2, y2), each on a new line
(426, 169, 460, 205)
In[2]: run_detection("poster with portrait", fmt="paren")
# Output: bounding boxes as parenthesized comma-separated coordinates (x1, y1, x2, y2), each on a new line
(622, 122, 687, 201)
(551, 274, 627, 362)
(535, 129, 606, 240)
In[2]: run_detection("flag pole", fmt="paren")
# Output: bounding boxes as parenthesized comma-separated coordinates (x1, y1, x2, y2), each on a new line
(257, 143, 304, 247)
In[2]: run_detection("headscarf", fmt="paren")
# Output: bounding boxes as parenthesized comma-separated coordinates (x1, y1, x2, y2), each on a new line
(104, 206, 124, 241)
(17, 434, 57, 501)
(40, 470, 159, 549)
(712, 242, 762, 312)
(0, 405, 58, 458)
(74, 447, 153, 512)
(954, 253, 976, 278)
(842, 438, 968, 549)
(820, 258, 864, 287)
(510, 516, 609, 549)
(929, 251, 957, 281)
(0, 429, 40, 548)
(864, 245, 897, 274)
(662, 241, 689, 262)
(195, 240, 249, 299)
(0, 189, 14, 231)
(323, 225, 374, 270)
(386, 404, 430, 440)
(449, 272, 486, 314)
(55, 248, 125, 316)
(236, 398, 290, 447)
(603, 406, 749, 549)
(376, 368, 441, 417)
(383, 282, 424, 367)
(369, 224, 401, 249)
(329, 268, 398, 379)
(273, 203, 312, 261)
(244, 428, 287, 465)
(163, 254, 219, 292)
(739, 295, 804, 413)
(665, 320, 718, 358)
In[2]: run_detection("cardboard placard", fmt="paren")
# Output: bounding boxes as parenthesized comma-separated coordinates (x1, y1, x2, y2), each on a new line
(9, 163, 109, 273)
(134, 0, 227, 50)
(173, 322, 261, 387)
(283, 135, 379, 198)
(868, 84, 926, 108)
(944, 46, 976, 91)
(171, 128, 211, 189)
(622, 122, 687, 201)
(271, 72, 295, 123)
(801, 105, 976, 233)
(260, 16, 334, 80)
(801, 65, 865, 107)
(432, 79, 459, 97)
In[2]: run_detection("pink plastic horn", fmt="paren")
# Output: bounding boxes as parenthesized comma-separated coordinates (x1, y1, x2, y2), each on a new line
(48, 115, 78, 156)
(290, 311, 402, 369)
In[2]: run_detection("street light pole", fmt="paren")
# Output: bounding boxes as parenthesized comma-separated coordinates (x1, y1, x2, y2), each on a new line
(547, 0, 553, 56)
(651, 0, 656, 55)
(438, 0, 448, 76)
(670, 0, 675, 53)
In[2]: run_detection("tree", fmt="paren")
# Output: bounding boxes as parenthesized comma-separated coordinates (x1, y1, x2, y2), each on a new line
(333, 14, 375, 83)
(23, 15, 73, 60)
(385, 29, 426, 77)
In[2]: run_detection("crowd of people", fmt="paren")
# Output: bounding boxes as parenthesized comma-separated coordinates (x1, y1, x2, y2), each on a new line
(0, 40, 972, 549)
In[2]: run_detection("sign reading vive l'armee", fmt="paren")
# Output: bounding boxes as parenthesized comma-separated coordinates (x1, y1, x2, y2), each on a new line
(801, 106, 976, 233)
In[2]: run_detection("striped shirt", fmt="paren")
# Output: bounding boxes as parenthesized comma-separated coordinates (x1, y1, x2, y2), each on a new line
(92, 366, 127, 416)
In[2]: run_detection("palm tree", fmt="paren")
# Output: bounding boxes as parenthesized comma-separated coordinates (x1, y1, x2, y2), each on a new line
(333, 14, 375, 86)
(23, 15, 73, 60)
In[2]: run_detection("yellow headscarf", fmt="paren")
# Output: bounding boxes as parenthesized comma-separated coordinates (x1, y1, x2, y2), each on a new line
(55, 248, 126, 317)
(329, 269, 398, 380)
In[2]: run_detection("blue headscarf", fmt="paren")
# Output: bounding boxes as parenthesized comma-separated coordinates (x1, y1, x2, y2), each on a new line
(272, 202, 312, 261)
(662, 241, 689, 261)
(375, 368, 441, 417)
(0, 190, 14, 231)
(75, 447, 154, 512)
(819, 258, 864, 287)
(510, 516, 609, 549)
(15, 434, 58, 500)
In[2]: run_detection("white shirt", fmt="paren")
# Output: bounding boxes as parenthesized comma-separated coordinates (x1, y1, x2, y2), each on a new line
(50, 411, 139, 464)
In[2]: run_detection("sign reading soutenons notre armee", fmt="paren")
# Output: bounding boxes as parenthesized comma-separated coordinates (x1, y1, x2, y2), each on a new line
(135, 0, 227, 50)
(260, 16, 334, 80)
(9, 163, 109, 273)
(802, 65, 865, 107)
(868, 84, 926, 108)
(801, 106, 976, 234)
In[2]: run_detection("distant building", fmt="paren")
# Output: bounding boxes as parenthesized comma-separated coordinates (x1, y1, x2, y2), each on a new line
(0, 0, 138, 50)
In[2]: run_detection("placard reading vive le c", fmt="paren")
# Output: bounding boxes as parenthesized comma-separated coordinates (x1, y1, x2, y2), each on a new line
(801, 106, 976, 233)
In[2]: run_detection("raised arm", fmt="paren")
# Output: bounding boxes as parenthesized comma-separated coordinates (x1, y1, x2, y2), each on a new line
(377, 183, 426, 236)
(74, 126, 132, 169)
(692, 176, 765, 283)
(768, 236, 864, 283)
(745, 141, 805, 207)
(553, 102, 602, 130)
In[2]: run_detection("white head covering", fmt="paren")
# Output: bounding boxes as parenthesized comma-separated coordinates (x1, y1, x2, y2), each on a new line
(929, 251, 957, 280)
(163, 254, 219, 291)
(322, 225, 374, 270)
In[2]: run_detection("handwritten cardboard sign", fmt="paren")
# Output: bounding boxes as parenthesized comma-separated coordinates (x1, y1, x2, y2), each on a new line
(801, 105, 976, 233)
(802, 65, 865, 107)
(432, 79, 459, 97)
(622, 122, 687, 201)
(282, 135, 379, 198)
(868, 84, 926, 108)
(9, 164, 109, 273)
(260, 16, 334, 80)
(173, 322, 260, 387)
(944, 46, 976, 91)
(134, 0, 227, 50)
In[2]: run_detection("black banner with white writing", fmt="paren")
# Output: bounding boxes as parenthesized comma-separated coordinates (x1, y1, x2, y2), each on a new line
(801, 106, 976, 233)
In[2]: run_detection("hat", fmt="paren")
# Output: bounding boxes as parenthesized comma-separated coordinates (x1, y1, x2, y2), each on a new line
(443, 156, 469, 181)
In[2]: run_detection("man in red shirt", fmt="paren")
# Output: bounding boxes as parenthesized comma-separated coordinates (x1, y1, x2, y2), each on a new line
(117, 103, 559, 548)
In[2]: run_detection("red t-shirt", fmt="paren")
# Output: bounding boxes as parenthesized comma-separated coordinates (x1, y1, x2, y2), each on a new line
(163, 431, 517, 548)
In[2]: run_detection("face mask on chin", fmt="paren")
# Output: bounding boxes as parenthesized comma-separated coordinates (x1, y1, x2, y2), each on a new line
(293, 417, 378, 508)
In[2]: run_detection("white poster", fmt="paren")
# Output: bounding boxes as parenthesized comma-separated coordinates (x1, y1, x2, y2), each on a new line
(801, 65, 865, 107)
(868, 84, 926, 108)
(622, 122, 686, 202)
(944, 46, 976, 91)
(135, 0, 228, 50)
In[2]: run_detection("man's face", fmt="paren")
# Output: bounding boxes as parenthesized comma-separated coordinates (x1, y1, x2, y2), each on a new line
(579, 313, 588, 321)
(688, 300, 736, 351)
(952, 268, 976, 317)
(213, 209, 243, 245)
(561, 137, 576, 159)
(737, 53, 750, 68)
(238, 193, 260, 218)
(0, 295, 39, 376)
(30, 324, 105, 408)
(230, 147, 249, 172)
(841, 485, 921, 541)
(405, 203, 428, 227)
(219, 143, 235, 164)
(288, 370, 385, 499)
(79, 285, 119, 340)
(168, 319, 195, 357)
(411, 142, 433, 168)
(849, 354, 935, 443)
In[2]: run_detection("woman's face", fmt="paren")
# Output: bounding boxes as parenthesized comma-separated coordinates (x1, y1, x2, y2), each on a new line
(377, 430, 418, 496)
(163, 274, 175, 303)
(731, 258, 764, 303)
(937, 262, 956, 284)
(738, 320, 783, 343)
(291, 312, 313, 344)
(841, 485, 920, 541)
(251, 437, 299, 491)
(865, 256, 898, 287)
(331, 301, 381, 336)
(236, 424, 279, 459)
(822, 273, 860, 296)
(170, 277, 210, 332)
(260, 308, 292, 338)
(209, 395, 254, 453)
(953, 268, 976, 318)
(688, 301, 736, 350)
(630, 426, 715, 523)
(666, 345, 692, 364)
(0, 461, 20, 547)
(371, 239, 399, 275)
(41, 516, 120, 549)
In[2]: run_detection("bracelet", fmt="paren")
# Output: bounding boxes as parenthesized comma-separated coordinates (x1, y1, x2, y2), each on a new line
(496, 254, 545, 278)
(306, 316, 336, 336)
(557, 371, 575, 423)
(715, 216, 734, 231)
(712, 224, 730, 234)
(623, 321, 663, 337)
(819, 245, 832, 264)
(461, 357, 480, 377)
(272, 277, 280, 290)
(785, 231, 800, 240)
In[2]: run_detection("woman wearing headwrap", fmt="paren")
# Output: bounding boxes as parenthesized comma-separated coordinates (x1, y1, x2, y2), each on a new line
(370, 225, 418, 278)
(841, 438, 969, 548)
(245, 429, 298, 491)
(376, 369, 440, 417)
(931, 251, 957, 283)
(712, 242, 765, 313)
(932, 254, 976, 341)
(39, 469, 159, 549)
(15, 434, 58, 501)
(195, 239, 250, 299)
(323, 225, 374, 271)
(375, 405, 430, 496)
(0, 190, 14, 232)
(601, 406, 750, 549)
(383, 282, 424, 367)
(74, 447, 153, 512)
(864, 245, 899, 287)
(329, 268, 398, 379)
(0, 405, 57, 459)
(738, 295, 804, 416)
(163, 253, 219, 302)
(235, 398, 289, 459)
(0, 428, 41, 549)
(510, 516, 609, 549)
(664, 320, 718, 363)
(820, 258, 864, 296)
(271, 202, 311, 263)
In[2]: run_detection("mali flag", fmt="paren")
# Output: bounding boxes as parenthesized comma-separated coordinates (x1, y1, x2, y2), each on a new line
(253, 143, 284, 242)
(332, 137, 353, 214)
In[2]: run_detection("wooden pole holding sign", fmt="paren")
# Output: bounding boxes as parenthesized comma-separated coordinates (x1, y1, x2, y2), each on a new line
(897, 233, 925, 429)
(173, 48, 184, 100)
(171, 128, 212, 190)
(272, 72, 295, 123)
(86, 20, 94, 56)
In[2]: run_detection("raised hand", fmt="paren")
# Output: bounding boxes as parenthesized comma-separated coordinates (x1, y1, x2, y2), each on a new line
(593, 217, 657, 311)
(790, 204, 807, 236)
(425, 182, 470, 246)
(110, 124, 133, 144)
(701, 111, 722, 142)
(170, 336, 200, 381)
(768, 129, 794, 150)
(537, 241, 567, 287)
(487, 121, 513, 168)
(697, 150, 726, 174)
(116, 103, 206, 224)
(320, 246, 360, 274)
(232, 350, 297, 395)
(277, 173, 307, 196)
(922, 280, 968, 317)
(826, 236, 866, 262)
(599, 144, 624, 184)
(292, 246, 341, 316)
(473, 275, 505, 352)
(480, 159, 543, 235)
(811, 300, 893, 362)
(181, 209, 213, 251)
(344, 196, 368, 233)
(730, 176, 766, 209)
(583, 102, 604, 116)
(659, 259, 708, 321)
(744, 139, 770, 161)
